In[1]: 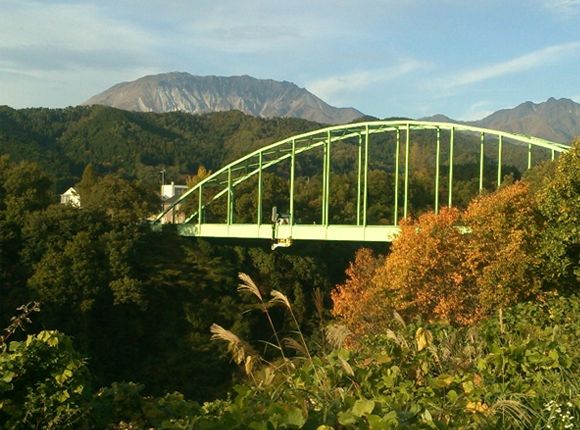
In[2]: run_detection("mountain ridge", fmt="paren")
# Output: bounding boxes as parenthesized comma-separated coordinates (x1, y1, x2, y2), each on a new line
(82, 72, 580, 142)
(423, 97, 580, 143)
(81, 72, 364, 125)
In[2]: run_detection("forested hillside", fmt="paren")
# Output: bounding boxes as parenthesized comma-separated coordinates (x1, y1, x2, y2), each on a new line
(0, 105, 322, 191)
(0, 105, 539, 216)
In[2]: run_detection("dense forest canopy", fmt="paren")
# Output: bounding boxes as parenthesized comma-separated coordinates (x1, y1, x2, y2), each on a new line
(0, 152, 388, 404)
(0, 105, 323, 191)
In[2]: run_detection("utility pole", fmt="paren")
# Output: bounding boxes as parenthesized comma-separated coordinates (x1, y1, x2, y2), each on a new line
(160, 166, 166, 186)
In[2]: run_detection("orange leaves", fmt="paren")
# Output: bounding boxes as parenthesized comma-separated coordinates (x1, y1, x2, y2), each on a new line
(330, 248, 385, 337)
(464, 182, 545, 313)
(332, 181, 547, 333)
(374, 207, 475, 325)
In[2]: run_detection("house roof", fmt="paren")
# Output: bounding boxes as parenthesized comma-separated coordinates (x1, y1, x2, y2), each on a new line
(61, 187, 78, 196)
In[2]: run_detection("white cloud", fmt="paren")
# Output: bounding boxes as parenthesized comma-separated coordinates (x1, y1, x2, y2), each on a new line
(179, 2, 344, 55)
(186, 23, 305, 54)
(0, 0, 161, 74)
(306, 61, 429, 102)
(442, 42, 580, 91)
(456, 101, 495, 121)
(0, 0, 167, 106)
(541, 0, 580, 15)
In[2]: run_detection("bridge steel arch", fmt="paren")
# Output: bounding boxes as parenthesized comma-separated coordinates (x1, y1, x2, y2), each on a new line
(151, 120, 569, 245)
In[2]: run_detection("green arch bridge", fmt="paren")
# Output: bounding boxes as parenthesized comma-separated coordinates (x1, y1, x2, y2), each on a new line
(151, 120, 569, 248)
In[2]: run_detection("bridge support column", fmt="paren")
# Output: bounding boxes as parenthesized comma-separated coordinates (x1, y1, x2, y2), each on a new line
(448, 127, 455, 208)
(198, 185, 203, 231)
(321, 130, 331, 226)
(289, 139, 295, 226)
(357, 134, 362, 226)
(404, 123, 410, 219)
(257, 152, 263, 225)
(435, 127, 441, 214)
(227, 167, 233, 225)
(394, 128, 400, 225)
(480, 132, 485, 192)
(497, 135, 503, 188)
(363, 125, 369, 227)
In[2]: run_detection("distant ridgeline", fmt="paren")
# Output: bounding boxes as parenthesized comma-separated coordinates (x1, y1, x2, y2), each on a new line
(0, 104, 572, 214)
(0, 105, 322, 190)
(80, 72, 365, 124)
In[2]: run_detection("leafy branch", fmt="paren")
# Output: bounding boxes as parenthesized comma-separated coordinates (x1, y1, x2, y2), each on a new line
(1, 301, 40, 351)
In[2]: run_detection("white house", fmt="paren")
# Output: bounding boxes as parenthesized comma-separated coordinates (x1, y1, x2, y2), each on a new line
(161, 182, 188, 201)
(160, 182, 188, 224)
(60, 187, 81, 207)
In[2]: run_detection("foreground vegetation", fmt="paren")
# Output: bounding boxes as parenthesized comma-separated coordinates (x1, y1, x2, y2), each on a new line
(3, 290, 580, 429)
(198, 292, 580, 429)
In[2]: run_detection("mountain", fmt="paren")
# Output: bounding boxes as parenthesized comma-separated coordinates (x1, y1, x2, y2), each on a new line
(424, 98, 580, 143)
(81, 72, 364, 125)
(473, 98, 580, 143)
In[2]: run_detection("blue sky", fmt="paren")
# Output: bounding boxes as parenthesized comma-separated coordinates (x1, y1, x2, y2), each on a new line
(1, 0, 579, 120)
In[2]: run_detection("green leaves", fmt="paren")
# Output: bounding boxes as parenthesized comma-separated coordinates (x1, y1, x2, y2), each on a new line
(537, 138, 580, 289)
(2, 370, 15, 384)
(0, 330, 90, 429)
(352, 399, 376, 416)
(198, 295, 580, 429)
(415, 327, 433, 352)
(434, 374, 454, 389)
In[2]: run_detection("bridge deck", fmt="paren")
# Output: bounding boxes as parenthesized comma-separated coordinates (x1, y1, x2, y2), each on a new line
(165, 223, 401, 242)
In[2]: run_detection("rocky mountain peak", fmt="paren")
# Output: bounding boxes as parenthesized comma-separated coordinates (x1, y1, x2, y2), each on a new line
(81, 72, 364, 125)
(475, 98, 580, 142)
(423, 98, 580, 143)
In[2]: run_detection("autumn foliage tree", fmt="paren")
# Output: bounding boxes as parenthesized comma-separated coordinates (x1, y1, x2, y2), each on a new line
(330, 248, 385, 336)
(537, 138, 580, 291)
(463, 181, 546, 316)
(333, 180, 548, 331)
(372, 207, 474, 325)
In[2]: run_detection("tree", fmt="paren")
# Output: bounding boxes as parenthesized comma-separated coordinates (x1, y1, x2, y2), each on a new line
(372, 207, 474, 325)
(463, 181, 545, 315)
(186, 165, 212, 188)
(75, 163, 98, 204)
(81, 174, 159, 224)
(331, 248, 385, 336)
(334, 181, 548, 330)
(0, 156, 54, 215)
(0, 156, 54, 326)
(537, 138, 580, 291)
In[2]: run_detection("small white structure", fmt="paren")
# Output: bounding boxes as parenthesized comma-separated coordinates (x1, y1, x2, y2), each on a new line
(161, 182, 188, 201)
(60, 187, 81, 207)
(160, 182, 188, 224)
